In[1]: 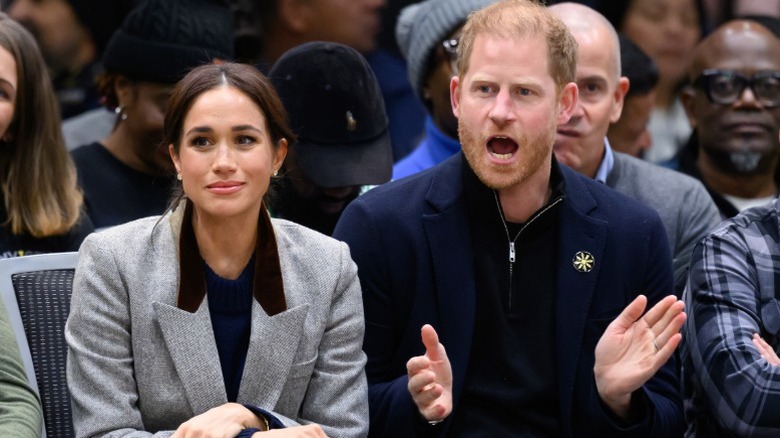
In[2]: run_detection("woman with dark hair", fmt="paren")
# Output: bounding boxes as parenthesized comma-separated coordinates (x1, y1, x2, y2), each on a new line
(66, 62, 368, 437)
(0, 13, 92, 257)
(594, 0, 706, 165)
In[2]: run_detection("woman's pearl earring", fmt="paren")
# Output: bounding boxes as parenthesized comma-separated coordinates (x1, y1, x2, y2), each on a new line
(176, 173, 182, 181)
(115, 105, 128, 121)
(273, 169, 278, 177)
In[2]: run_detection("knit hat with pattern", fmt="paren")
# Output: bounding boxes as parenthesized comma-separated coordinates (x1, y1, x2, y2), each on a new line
(395, 0, 498, 102)
(102, 0, 234, 84)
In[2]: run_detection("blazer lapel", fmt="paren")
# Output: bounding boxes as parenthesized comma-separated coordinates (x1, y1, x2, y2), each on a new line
(554, 170, 608, 427)
(153, 300, 226, 414)
(423, 155, 476, 407)
(237, 302, 310, 407)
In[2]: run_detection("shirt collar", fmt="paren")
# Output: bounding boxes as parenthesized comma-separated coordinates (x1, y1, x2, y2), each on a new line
(593, 138, 614, 184)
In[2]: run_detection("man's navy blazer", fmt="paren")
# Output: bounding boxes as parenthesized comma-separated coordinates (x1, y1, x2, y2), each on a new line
(334, 153, 684, 437)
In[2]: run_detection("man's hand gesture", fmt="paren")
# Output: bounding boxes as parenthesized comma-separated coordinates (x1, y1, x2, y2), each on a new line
(406, 324, 453, 423)
(594, 295, 686, 419)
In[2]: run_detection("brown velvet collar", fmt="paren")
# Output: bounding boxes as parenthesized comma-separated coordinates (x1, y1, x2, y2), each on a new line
(177, 200, 287, 316)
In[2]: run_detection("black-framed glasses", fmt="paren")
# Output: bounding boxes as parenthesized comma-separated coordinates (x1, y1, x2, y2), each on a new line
(692, 69, 780, 108)
(442, 38, 459, 74)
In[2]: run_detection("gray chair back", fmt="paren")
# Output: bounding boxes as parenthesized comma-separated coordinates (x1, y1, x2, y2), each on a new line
(0, 252, 79, 438)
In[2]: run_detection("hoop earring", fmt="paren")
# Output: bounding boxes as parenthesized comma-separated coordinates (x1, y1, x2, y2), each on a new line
(115, 105, 128, 121)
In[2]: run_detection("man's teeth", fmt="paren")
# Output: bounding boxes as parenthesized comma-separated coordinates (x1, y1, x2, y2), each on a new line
(490, 151, 512, 160)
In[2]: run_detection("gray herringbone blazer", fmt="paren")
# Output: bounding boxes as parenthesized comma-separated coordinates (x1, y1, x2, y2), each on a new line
(65, 206, 368, 437)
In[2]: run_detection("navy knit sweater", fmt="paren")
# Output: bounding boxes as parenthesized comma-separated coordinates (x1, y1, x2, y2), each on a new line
(205, 257, 255, 403)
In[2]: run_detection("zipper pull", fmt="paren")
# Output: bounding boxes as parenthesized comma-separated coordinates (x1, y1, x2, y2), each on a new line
(509, 241, 516, 263)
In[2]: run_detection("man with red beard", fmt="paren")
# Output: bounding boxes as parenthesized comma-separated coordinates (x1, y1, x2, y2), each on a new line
(334, 0, 685, 436)
(677, 20, 780, 219)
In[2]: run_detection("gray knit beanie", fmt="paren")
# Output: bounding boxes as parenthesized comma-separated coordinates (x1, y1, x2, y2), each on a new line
(396, 0, 498, 103)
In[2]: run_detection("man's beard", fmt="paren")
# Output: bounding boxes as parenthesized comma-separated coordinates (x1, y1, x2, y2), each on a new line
(459, 121, 554, 191)
(703, 143, 777, 176)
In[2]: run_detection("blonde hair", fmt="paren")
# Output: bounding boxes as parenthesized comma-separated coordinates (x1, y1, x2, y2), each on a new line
(0, 13, 83, 237)
(458, 0, 578, 93)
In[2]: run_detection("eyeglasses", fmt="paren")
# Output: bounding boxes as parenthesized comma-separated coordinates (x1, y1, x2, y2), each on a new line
(442, 38, 459, 74)
(692, 69, 780, 108)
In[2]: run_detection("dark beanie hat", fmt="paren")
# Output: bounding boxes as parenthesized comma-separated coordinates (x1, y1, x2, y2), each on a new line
(102, 0, 234, 84)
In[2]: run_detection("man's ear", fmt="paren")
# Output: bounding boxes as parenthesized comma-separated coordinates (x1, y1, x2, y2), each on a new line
(557, 82, 579, 125)
(450, 75, 461, 119)
(610, 76, 630, 123)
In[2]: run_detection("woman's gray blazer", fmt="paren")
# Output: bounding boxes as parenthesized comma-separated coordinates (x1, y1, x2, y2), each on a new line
(65, 206, 368, 437)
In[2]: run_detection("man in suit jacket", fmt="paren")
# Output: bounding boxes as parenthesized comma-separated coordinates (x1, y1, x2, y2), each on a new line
(549, 3, 721, 295)
(334, 0, 686, 436)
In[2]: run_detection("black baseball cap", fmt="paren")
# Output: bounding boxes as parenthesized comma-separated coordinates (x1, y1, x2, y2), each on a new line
(269, 42, 392, 188)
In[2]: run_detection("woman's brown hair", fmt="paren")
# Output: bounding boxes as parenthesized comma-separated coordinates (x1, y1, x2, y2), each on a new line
(0, 13, 83, 236)
(163, 62, 295, 206)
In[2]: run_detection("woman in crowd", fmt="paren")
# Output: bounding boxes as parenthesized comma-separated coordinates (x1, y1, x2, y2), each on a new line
(66, 62, 368, 437)
(597, 0, 705, 164)
(0, 13, 92, 257)
(70, 0, 235, 229)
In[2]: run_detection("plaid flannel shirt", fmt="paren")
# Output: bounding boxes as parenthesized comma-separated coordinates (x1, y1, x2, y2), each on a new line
(682, 198, 780, 437)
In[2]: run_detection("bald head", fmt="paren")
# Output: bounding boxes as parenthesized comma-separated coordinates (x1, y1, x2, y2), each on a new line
(689, 19, 780, 79)
(548, 2, 629, 179)
(681, 18, 780, 180)
(549, 2, 621, 81)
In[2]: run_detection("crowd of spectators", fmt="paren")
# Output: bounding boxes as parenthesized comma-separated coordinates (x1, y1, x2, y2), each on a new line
(2, 0, 780, 436)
